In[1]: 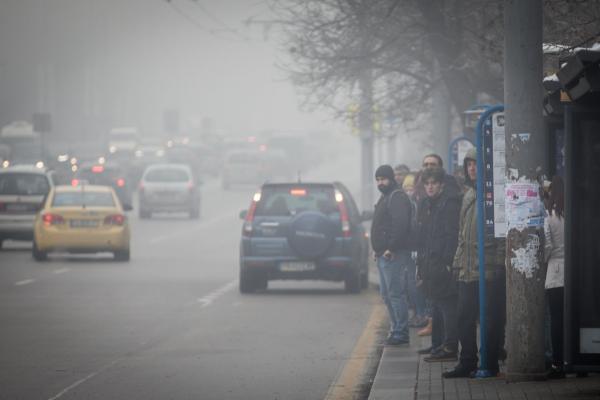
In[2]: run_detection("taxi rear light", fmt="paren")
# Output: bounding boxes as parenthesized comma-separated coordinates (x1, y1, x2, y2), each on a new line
(104, 214, 125, 226)
(42, 213, 65, 226)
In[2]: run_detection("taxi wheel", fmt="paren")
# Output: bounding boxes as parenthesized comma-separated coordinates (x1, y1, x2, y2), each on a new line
(114, 249, 130, 262)
(32, 241, 48, 262)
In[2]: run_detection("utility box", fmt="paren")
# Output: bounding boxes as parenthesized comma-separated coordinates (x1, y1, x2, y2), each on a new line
(564, 104, 600, 372)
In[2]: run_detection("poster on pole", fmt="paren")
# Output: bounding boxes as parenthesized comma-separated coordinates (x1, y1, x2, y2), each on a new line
(482, 112, 507, 238)
(505, 183, 545, 230)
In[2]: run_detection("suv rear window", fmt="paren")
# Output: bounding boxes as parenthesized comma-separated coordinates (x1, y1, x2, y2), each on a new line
(52, 192, 115, 207)
(144, 168, 190, 182)
(0, 173, 49, 196)
(255, 185, 339, 217)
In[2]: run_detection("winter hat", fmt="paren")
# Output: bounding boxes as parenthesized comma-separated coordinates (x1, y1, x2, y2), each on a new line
(375, 165, 395, 181)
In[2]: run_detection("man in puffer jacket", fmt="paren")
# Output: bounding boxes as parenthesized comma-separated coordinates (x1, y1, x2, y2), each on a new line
(443, 148, 506, 378)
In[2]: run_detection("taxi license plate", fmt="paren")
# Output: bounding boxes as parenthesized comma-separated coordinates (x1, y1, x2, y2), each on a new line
(70, 219, 99, 228)
(279, 262, 316, 272)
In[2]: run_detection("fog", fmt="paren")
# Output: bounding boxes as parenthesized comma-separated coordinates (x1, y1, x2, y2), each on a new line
(0, 0, 339, 141)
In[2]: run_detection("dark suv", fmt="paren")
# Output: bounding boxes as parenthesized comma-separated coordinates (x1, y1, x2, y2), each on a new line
(74, 162, 133, 209)
(239, 182, 371, 293)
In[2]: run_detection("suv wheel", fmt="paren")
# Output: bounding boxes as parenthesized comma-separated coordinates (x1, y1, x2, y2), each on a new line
(239, 269, 256, 293)
(360, 269, 369, 289)
(344, 268, 361, 294)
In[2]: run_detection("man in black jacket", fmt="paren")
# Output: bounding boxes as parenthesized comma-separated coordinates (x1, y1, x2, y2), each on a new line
(371, 164, 413, 345)
(416, 167, 462, 361)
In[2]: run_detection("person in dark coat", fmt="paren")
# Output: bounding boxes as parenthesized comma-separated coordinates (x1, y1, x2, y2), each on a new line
(416, 167, 462, 361)
(371, 164, 413, 345)
(416, 154, 462, 200)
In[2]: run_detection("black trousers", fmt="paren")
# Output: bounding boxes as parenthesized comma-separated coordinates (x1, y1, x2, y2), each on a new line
(547, 287, 564, 366)
(457, 276, 506, 372)
(431, 295, 458, 352)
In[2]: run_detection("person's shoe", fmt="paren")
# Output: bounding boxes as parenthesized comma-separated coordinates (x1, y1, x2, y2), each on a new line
(442, 365, 476, 379)
(413, 315, 429, 328)
(417, 318, 432, 336)
(424, 347, 458, 362)
(417, 346, 433, 355)
(384, 336, 409, 346)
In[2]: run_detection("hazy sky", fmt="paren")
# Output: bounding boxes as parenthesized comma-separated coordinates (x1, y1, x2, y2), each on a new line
(0, 0, 338, 137)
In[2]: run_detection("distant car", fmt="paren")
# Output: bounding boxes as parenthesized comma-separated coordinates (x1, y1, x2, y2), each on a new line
(222, 150, 291, 189)
(74, 162, 133, 209)
(0, 165, 54, 248)
(32, 185, 131, 261)
(238, 182, 371, 293)
(138, 164, 201, 219)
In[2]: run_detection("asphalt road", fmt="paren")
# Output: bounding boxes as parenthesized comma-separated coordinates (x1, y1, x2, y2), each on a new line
(0, 155, 381, 400)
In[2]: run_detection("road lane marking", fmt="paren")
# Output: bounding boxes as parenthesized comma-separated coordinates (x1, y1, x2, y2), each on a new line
(148, 213, 233, 244)
(15, 279, 35, 286)
(47, 358, 123, 400)
(196, 280, 238, 308)
(53, 268, 70, 274)
(324, 294, 386, 400)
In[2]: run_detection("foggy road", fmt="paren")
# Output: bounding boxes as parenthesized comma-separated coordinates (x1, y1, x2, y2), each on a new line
(0, 156, 381, 400)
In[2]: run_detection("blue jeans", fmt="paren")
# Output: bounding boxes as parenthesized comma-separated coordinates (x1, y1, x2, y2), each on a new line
(406, 255, 427, 318)
(377, 252, 410, 340)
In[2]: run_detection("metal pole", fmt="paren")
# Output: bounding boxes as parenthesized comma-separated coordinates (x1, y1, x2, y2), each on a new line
(474, 105, 504, 378)
(504, 0, 547, 381)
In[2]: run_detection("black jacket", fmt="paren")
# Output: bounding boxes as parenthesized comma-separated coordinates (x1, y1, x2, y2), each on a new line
(416, 189, 462, 299)
(370, 186, 412, 256)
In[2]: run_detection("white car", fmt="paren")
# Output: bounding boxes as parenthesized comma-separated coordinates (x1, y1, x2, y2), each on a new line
(0, 165, 54, 248)
(138, 164, 201, 219)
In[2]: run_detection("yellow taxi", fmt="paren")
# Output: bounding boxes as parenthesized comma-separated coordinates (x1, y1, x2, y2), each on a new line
(32, 184, 131, 261)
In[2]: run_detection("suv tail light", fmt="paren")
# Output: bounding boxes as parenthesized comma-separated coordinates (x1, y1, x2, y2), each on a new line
(243, 192, 261, 237)
(71, 179, 79, 187)
(104, 214, 126, 226)
(42, 213, 65, 226)
(335, 190, 351, 238)
(187, 181, 195, 193)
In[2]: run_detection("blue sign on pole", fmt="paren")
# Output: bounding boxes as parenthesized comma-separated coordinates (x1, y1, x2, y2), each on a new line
(474, 104, 504, 378)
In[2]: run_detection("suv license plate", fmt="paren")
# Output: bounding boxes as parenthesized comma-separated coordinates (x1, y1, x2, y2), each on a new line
(279, 262, 316, 272)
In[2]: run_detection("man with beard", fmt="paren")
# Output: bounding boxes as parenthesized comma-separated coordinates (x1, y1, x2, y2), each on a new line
(371, 165, 413, 345)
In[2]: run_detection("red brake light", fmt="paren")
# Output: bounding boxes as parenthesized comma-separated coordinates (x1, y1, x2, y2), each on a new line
(243, 192, 261, 237)
(92, 165, 104, 173)
(290, 188, 307, 196)
(116, 178, 125, 187)
(335, 190, 351, 237)
(42, 213, 65, 226)
(104, 214, 125, 226)
(71, 179, 79, 187)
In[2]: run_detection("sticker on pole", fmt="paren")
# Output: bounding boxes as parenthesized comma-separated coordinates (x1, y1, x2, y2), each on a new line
(504, 182, 545, 231)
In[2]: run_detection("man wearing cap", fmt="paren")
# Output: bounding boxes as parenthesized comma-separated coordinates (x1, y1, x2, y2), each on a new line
(371, 164, 413, 345)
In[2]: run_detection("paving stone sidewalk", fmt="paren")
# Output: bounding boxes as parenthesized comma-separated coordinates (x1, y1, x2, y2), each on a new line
(367, 329, 600, 400)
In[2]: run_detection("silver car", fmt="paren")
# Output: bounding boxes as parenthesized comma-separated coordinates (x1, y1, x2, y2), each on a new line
(138, 164, 200, 219)
(0, 165, 54, 248)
